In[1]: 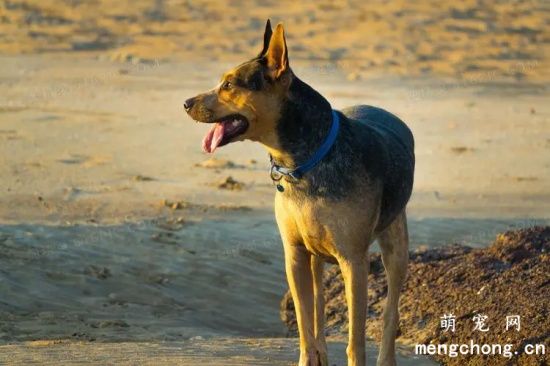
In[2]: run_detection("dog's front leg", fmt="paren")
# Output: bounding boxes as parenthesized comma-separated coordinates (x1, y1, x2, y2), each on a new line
(338, 256, 369, 366)
(311, 255, 328, 365)
(284, 243, 323, 366)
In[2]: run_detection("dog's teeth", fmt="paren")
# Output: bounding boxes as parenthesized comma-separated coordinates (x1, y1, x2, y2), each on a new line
(232, 119, 240, 125)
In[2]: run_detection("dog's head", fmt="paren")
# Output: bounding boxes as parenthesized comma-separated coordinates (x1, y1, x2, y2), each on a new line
(184, 20, 292, 153)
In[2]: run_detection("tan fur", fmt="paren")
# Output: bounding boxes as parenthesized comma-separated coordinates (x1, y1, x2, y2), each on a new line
(195, 68, 290, 152)
(275, 174, 387, 366)
(276, 184, 408, 366)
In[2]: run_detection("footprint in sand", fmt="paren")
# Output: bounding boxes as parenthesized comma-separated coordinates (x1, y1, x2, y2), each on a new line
(450, 146, 476, 154)
(57, 154, 111, 167)
(513, 176, 538, 182)
(0, 129, 22, 140)
(57, 154, 89, 165)
(195, 157, 241, 169)
(131, 175, 155, 182)
(195, 157, 261, 171)
(84, 265, 112, 280)
(97, 320, 129, 328)
(30, 115, 62, 122)
(150, 231, 179, 245)
(216, 176, 245, 191)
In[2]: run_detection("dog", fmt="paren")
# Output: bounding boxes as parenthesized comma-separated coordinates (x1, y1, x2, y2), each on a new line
(184, 20, 414, 366)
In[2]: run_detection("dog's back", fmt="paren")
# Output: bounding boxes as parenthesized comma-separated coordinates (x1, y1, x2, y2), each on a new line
(342, 105, 415, 232)
(343, 105, 414, 154)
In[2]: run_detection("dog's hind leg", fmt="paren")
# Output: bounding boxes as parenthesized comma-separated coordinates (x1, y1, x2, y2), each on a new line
(376, 211, 409, 366)
(311, 255, 328, 366)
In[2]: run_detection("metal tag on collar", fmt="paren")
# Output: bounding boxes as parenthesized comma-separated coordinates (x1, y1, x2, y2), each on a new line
(270, 164, 283, 181)
(270, 164, 285, 192)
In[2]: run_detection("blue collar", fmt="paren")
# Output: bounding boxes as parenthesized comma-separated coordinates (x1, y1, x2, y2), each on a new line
(269, 110, 340, 192)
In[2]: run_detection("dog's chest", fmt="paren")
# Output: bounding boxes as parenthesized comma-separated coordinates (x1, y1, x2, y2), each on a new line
(277, 195, 337, 258)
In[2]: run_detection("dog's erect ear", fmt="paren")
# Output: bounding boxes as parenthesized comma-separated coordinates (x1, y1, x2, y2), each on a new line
(265, 23, 289, 79)
(258, 19, 273, 57)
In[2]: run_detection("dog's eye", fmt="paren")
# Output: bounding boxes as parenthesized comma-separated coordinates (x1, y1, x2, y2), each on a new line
(221, 81, 232, 90)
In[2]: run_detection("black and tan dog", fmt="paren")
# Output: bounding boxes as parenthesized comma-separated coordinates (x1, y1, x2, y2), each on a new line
(184, 20, 414, 366)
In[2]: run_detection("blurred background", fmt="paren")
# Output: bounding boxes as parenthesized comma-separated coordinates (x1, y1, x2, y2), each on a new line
(0, 1, 548, 365)
(1, 0, 548, 81)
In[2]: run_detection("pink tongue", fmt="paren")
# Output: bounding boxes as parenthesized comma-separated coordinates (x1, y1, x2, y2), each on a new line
(202, 123, 225, 153)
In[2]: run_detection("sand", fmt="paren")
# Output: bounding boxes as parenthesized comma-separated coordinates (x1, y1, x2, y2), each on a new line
(1, 0, 548, 82)
(0, 1, 549, 365)
(0, 337, 439, 365)
(1, 54, 548, 223)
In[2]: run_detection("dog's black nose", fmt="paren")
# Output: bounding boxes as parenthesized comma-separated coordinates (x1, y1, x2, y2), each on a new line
(183, 97, 196, 112)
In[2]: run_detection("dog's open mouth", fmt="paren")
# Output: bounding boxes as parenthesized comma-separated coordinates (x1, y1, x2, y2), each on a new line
(201, 114, 249, 153)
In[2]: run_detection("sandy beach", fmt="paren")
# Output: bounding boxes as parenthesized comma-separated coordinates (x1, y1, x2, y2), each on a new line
(1, 0, 549, 365)
(1, 54, 548, 222)
(0, 337, 438, 365)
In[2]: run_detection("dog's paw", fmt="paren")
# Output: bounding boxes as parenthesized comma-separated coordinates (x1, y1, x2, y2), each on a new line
(299, 349, 328, 366)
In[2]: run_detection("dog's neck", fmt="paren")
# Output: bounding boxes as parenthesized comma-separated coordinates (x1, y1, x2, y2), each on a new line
(266, 76, 333, 169)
